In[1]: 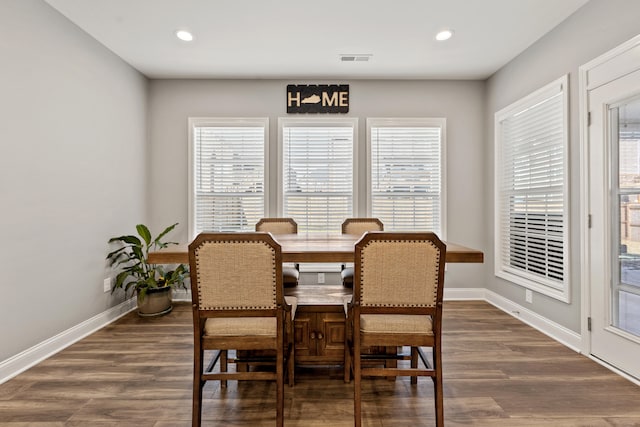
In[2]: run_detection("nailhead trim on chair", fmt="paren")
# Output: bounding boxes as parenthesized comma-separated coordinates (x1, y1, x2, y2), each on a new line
(359, 239, 441, 308)
(194, 239, 277, 310)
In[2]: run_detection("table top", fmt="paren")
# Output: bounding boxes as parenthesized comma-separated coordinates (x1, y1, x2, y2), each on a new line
(285, 284, 351, 307)
(147, 233, 484, 264)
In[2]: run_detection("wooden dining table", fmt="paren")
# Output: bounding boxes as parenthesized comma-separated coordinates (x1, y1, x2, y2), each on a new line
(147, 233, 484, 265)
(148, 232, 483, 367)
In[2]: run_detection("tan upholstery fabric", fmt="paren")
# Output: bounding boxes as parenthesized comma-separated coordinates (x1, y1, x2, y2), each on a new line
(341, 219, 382, 288)
(343, 220, 383, 236)
(204, 317, 277, 336)
(256, 220, 296, 234)
(360, 239, 440, 307)
(257, 218, 299, 287)
(193, 240, 277, 310)
(360, 314, 433, 335)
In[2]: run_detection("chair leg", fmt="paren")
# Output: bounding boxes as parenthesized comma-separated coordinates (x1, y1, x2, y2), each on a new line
(411, 346, 418, 385)
(353, 338, 362, 427)
(344, 315, 351, 383)
(220, 349, 228, 388)
(287, 341, 295, 387)
(287, 312, 295, 387)
(192, 345, 204, 427)
(385, 346, 397, 381)
(343, 339, 351, 383)
(277, 342, 285, 427)
(433, 345, 444, 427)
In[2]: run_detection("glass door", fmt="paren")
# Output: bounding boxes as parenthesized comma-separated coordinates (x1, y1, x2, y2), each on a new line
(612, 97, 640, 338)
(588, 67, 640, 380)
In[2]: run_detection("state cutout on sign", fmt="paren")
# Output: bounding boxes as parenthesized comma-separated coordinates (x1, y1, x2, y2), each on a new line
(301, 94, 321, 104)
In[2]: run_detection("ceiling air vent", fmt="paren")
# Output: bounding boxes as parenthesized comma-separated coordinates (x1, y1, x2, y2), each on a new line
(340, 54, 372, 62)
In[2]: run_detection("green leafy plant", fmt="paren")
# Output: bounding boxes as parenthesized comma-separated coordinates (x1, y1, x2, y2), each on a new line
(106, 223, 188, 301)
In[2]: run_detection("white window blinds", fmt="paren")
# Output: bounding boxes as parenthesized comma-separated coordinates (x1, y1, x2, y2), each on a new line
(495, 76, 569, 299)
(281, 121, 354, 234)
(190, 119, 266, 236)
(369, 119, 445, 235)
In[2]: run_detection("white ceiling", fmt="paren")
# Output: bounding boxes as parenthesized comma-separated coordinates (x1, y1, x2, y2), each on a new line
(44, 0, 589, 80)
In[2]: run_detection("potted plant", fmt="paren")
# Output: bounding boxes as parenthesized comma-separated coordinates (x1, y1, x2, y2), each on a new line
(107, 223, 188, 317)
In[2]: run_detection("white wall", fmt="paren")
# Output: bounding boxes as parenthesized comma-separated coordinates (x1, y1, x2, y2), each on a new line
(0, 0, 148, 362)
(484, 0, 640, 332)
(147, 79, 486, 289)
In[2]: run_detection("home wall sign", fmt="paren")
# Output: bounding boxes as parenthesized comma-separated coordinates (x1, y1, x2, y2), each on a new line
(286, 84, 349, 114)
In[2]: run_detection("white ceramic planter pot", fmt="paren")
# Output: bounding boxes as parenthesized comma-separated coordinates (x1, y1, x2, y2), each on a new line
(137, 286, 172, 317)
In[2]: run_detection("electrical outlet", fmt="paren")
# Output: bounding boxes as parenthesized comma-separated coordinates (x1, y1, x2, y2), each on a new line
(317, 273, 325, 284)
(525, 289, 533, 304)
(103, 277, 112, 293)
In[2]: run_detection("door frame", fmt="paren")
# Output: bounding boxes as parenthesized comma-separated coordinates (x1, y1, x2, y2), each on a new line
(579, 33, 640, 384)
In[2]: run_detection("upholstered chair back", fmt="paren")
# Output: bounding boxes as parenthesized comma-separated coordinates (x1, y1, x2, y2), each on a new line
(189, 233, 282, 311)
(355, 232, 444, 309)
(342, 218, 384, 236)
(256, 218, 298, 235)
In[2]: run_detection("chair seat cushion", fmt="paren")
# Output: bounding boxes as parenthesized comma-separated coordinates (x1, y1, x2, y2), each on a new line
(283, 266, 299, 287)
(341, 267, 354, 287)
(204, 317, 277, 336)
(360, 314, 433, 335)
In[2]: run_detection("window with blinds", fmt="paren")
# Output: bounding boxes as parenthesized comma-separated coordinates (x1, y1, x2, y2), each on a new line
(368, 118, 446, 236)
(280, 118, 356, 234)
(189, 118, 267, 238)
(494, 75, 569, 301)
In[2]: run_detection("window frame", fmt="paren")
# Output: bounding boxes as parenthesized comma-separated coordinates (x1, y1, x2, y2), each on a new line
(277, 117, 358, 234)
(494, 75, 570, 302)
(366, 117, 447, 239)
(188, 117, 270, 240)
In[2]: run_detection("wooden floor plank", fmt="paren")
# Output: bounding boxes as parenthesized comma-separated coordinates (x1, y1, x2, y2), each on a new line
(1, 301, 640, 426)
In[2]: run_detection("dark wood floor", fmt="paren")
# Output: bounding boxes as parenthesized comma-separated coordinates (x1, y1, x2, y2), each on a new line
(1, 301, 640, 426)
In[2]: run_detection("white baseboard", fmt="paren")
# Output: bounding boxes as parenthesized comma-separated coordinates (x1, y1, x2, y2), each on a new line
(172, 288, 192, 302)
(484, 289, 582, 352)
(0, 297, 136, 385)
(444, 287, 487, 300)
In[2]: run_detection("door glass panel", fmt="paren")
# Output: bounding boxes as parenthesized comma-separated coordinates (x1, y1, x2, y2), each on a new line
(613, 96, 640, 336)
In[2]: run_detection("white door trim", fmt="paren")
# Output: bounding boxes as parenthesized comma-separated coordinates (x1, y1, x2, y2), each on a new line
(579, 33, 640, 357)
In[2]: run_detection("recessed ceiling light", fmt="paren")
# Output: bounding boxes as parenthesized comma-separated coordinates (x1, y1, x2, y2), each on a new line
(435, 29, 454, 41)
(176, 30, 194, 42)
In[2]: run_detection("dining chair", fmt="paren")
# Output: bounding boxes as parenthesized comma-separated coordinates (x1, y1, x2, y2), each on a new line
(256, 218, 300, 287)
(344, 231, 446, 427)
(340, 218, 384, 288)
(188, 232, 296, 427)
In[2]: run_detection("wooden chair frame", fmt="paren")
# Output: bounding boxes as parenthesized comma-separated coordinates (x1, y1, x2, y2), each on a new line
(188, 232, 295, 427)
(344, 231, 446, 427)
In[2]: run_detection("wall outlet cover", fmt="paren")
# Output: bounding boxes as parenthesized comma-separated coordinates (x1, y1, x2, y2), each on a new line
(525, 289, 533, 304)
